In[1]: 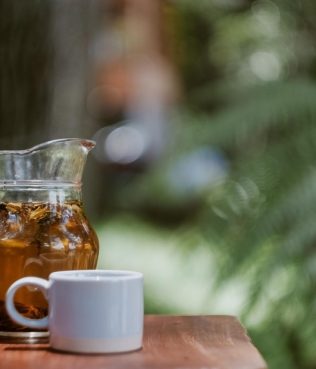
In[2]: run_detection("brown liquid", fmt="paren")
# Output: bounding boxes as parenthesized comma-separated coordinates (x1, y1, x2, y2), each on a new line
(0, 201, 99, 333)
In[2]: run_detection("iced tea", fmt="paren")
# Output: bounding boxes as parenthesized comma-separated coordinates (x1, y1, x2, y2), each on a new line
(0, 201, 99, 334)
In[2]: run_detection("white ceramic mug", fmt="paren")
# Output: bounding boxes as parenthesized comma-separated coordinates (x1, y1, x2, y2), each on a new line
(5, 270, 143, 354)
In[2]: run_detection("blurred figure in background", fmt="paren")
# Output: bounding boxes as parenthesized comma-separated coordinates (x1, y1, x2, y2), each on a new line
(89, 0, 179, 168)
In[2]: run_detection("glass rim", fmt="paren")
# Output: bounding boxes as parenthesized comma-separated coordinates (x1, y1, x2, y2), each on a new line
(0, 138, 96, 155)
(50, 270, 143, 282)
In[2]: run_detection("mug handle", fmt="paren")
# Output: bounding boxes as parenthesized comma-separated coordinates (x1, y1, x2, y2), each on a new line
(5, 277, 49, 329)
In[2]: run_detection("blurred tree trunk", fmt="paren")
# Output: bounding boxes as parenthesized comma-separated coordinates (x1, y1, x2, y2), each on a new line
(0, 0, 53, 149)
(48, 0, 98, 139)
(0, 0, 101, 148)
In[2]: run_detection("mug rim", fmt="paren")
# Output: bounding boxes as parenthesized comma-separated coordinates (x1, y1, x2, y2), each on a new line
(49, 269, 143, 282)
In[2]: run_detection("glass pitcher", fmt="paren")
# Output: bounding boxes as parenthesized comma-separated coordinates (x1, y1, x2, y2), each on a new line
(0, 138, 99, 342)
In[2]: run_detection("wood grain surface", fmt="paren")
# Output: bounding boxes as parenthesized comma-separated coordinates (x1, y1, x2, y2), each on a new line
(0, 315, 267, 369)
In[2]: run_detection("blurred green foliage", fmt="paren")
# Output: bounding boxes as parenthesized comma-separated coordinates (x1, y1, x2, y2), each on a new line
(113, 1, 316, 368)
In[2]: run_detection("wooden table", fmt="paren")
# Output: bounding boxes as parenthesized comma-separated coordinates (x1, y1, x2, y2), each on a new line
(0, 315, 267, 369)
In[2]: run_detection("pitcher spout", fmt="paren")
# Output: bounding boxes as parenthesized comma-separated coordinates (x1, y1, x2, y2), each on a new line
(0, 138, 96, 186)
